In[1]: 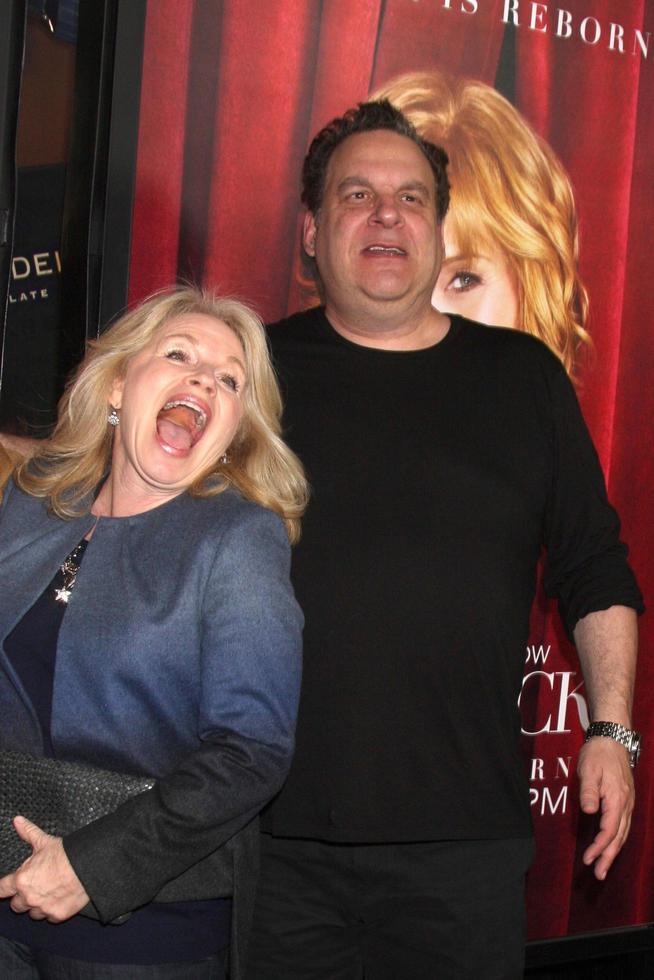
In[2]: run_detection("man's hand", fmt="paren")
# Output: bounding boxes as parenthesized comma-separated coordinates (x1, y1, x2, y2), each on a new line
(573, 606, 638, 880)
(0, 816, 89, 922)
(577, 737, 634, 880)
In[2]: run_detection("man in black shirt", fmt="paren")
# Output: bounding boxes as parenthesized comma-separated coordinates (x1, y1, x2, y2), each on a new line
(248, 101, 643, 980)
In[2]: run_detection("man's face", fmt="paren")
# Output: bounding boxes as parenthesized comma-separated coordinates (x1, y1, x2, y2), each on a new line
(303, 130, 442, 321)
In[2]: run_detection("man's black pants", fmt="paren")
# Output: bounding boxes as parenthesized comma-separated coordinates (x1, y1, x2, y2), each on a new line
(248, 833, 534, 979)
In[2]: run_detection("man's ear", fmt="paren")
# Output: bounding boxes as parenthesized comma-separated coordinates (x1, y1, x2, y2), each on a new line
(302, 211, 318, 257)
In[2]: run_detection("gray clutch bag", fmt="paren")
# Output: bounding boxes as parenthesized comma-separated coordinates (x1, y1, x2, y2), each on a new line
(0, 749, 155, 877)
(0, 748, 232, 921)
(0, 749, 154, 920)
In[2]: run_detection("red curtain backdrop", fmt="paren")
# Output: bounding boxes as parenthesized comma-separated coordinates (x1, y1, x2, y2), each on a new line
(128, 0, 653, 941)
(128, 0, 194, 298)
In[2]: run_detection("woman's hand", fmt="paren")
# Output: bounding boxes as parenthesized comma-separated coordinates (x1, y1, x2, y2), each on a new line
(0, 815, 89, 922)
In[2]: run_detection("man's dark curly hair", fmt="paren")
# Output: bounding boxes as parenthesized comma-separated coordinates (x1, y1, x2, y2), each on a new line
(301, 99, 450, 221)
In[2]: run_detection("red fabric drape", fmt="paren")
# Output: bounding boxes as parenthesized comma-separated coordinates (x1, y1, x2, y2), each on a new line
(570, 0, 654, 932)
(128, 0, 194, 304)
(128, 0, 653, 941)
(371, 0, 508, 86)
(201, 1, 318, 316)
(612, 45, 654, 926)
(516, 1, 644, 471)
(513, 0, 653, 938)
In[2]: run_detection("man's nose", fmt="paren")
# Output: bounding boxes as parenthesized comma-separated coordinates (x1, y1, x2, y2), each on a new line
(369, 194, 402, 226)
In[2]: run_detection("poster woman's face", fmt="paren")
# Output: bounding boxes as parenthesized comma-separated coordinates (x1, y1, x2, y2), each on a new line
(432, 225, 519, 328)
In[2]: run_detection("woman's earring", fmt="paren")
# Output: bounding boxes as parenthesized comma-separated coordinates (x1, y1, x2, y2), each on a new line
(220, 452, 229, 465)
(107, 408, 120, 427)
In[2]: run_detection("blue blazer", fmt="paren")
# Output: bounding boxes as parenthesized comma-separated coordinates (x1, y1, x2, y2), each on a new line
(0, 480, 303, 974)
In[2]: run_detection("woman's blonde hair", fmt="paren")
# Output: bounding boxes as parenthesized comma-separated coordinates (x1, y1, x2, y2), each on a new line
(372, 71, 590, 376)
(15, 287, 308, 542)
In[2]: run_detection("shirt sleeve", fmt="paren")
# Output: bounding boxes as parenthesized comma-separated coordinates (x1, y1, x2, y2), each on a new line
(63, 505, 303, 922)
(542, 366, 644, 636)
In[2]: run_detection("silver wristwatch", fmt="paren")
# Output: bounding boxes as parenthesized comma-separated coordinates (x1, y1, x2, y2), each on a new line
(585, 721, 642, 769)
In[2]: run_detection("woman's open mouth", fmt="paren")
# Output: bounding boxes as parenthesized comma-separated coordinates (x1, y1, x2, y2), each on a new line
(156, 397, 209, 453)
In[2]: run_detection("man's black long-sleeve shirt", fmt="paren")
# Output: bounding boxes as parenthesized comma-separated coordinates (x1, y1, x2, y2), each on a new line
(264, 308, 643, 842)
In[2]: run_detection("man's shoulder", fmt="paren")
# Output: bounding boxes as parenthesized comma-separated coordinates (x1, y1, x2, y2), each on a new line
(453, 316, 565, 377)
(266, 306, 325, 348)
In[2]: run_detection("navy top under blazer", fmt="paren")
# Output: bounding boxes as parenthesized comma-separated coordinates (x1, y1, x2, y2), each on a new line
(0, 479, 303, 977)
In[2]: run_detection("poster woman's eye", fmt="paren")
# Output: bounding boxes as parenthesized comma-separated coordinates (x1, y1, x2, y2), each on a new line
(448, 271, 482, 292)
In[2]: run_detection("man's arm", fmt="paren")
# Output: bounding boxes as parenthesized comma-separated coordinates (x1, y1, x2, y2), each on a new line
(574, 604, 638, 880)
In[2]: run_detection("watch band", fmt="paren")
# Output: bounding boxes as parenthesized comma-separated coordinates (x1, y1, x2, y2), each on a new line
(585, 721, 641, 769)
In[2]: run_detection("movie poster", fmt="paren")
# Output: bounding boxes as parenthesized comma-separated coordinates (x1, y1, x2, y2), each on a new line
(128, 0, 653, 940)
